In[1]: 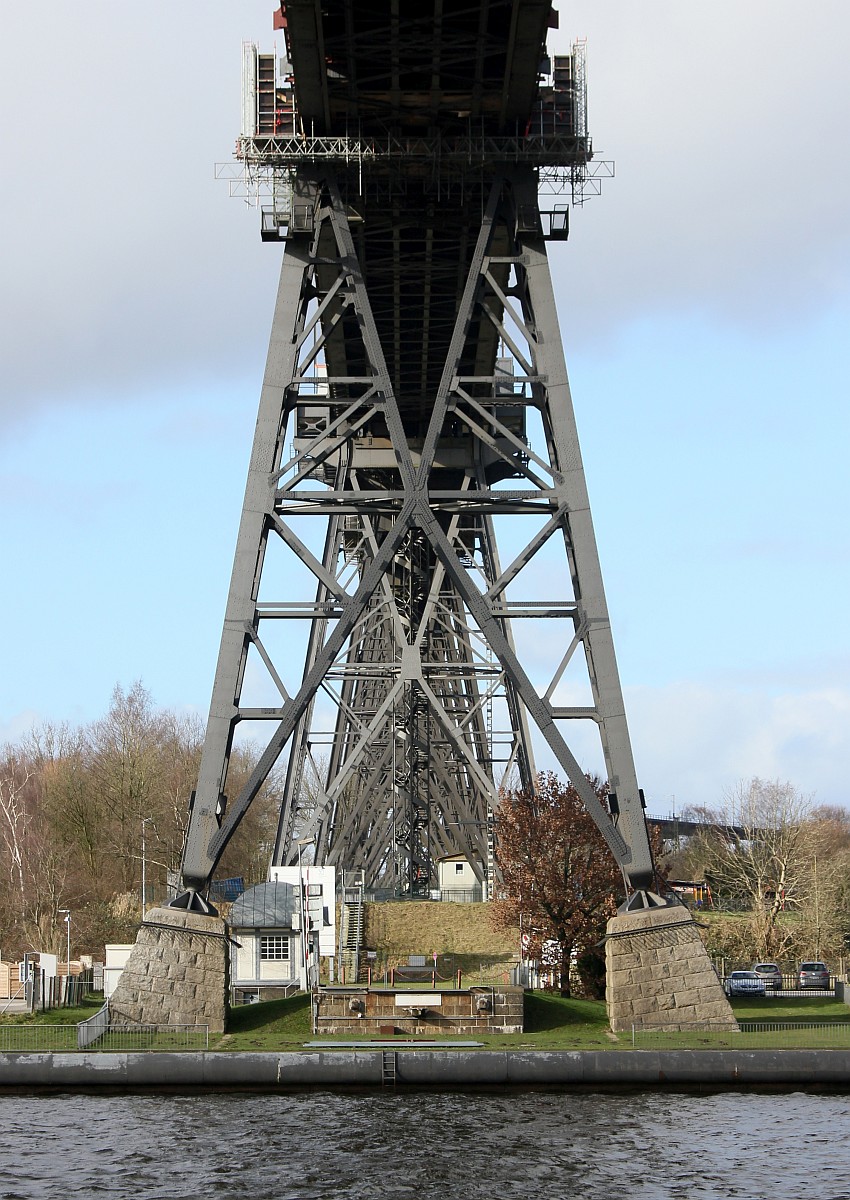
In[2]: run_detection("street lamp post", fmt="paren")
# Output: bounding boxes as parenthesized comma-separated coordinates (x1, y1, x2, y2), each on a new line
(141, 817, 152, 918)
(296, 837, 316, 991)
(58, 909, 70, 1002)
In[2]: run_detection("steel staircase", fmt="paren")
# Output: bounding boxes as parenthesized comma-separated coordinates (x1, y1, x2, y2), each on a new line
(340, 885, 364, 983)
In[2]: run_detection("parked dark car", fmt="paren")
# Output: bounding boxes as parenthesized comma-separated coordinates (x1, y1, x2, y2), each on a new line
(797, 962, 830, 989)
(752, 962, 783, 990)
(724, 970, 766, 997)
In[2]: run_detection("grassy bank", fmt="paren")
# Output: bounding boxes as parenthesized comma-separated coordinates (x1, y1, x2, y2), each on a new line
(361, 901, 518, 986)
(213, 991, 614, 1051)
(4, 992, 849, 1052)
(213, 992, 850, 1052)
(0, 995, 104, 1025)
(730, 996, 850, 1022)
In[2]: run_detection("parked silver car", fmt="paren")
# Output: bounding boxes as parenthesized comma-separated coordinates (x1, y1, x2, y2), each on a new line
(724, 970, 766, 997)
(752, 962, 783, 990)
(797, 962, 830, 989)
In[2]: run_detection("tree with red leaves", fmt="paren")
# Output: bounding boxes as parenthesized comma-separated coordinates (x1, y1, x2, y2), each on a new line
(491, 772, 622, 997)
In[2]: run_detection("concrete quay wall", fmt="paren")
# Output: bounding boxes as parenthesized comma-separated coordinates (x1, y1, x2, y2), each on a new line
(2, 1050, 849, 1090)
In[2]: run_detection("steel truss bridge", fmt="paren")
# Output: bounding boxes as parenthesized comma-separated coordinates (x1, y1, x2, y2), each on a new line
(177, 0, 658, 908)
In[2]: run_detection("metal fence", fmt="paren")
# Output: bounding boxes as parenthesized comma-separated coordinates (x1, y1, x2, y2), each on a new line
(720, 976, 837, 998)
(37, 973, 91, 1010)
(434, 887, 484, 904)
(0, 1023, 209, 1053)
(632, 1022, 850, 1049)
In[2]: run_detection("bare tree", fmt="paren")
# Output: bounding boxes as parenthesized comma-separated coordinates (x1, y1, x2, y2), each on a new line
(88, 682, 168, 891)
(0, 750, 68, 953)
(693, 778, 817, 961)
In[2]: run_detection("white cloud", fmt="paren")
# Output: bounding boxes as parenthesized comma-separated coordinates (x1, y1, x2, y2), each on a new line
(2, 2, 849, 425)
(0, 3, 277, 425)
(0, 710, 45, 750)
(624, 681, 850, 811)
(552, 0, 850, 340)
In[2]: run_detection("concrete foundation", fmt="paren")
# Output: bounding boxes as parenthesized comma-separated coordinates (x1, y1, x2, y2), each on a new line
(108, 906, 229, 1034)
(314, 986, 524, 1035)
(606, 902, 737, 1032)
(2, 1049, 848, 1090)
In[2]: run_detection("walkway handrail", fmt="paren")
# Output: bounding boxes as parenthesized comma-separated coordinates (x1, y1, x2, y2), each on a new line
(77, 998, 110, 1049)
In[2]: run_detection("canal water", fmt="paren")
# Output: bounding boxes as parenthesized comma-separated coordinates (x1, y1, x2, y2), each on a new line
(1, 1089, 848, 1199)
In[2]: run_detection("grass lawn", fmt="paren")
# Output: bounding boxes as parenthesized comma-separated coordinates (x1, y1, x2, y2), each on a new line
(730, 995, 850, 1022)
(216, 990, 850, 1052)
(630, 995, 850, 1049)
(5, 990, 850, 1053)
(0, 994, 104, 1026)
(215, 991, 617, 1051)
(214, 994, 312, 1051)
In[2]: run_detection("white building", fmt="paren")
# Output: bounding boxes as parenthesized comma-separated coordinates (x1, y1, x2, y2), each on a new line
(436, 856, 484, 902)
(229, 868, 336, 1001)
(268, 864, 336, 957)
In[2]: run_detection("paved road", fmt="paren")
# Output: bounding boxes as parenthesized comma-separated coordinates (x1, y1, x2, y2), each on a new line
(0, 999, 29, 1014)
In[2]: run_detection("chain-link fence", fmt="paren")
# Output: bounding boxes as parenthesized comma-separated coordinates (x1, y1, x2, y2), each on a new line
(0, 1023, 209, 1053)
(632, 1022, 850, 1049)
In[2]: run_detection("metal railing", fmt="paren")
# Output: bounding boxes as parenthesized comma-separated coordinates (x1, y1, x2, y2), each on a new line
(77, 1000, 110, 1048)
(0, 1023, 209, 1053)
(433, 887, 484, 904)
(233, 132, 592, 169)
(632, 1022, 850, 1049)
(362, 887, 396, 903)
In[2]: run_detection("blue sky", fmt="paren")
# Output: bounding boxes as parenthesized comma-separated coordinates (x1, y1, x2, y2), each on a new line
(1, 2, 848, 812)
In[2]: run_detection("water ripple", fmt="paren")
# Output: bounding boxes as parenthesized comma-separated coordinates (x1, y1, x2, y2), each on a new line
(1, 1090, 849, 1199)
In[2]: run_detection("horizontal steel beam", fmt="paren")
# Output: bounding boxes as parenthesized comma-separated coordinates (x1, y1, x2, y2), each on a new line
(236, 133, 591, 169)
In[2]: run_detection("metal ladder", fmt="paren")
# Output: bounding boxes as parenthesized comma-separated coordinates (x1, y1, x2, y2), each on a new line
(381, 1050, 397, 1088)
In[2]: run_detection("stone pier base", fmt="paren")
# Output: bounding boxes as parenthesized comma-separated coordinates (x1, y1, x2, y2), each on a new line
(108, 906, 229, 1033)
(606, 902, 737, 1032)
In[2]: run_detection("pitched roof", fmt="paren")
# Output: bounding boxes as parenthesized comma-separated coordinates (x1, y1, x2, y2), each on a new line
(229, 881, 298, 929)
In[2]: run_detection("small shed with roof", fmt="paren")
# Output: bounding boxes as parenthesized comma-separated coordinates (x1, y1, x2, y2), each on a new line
(229, 880, 301, 1002)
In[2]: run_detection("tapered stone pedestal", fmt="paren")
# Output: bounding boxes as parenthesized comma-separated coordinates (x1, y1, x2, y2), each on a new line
(606, 902, 736, 1032)
(108, 906, 229, 1033)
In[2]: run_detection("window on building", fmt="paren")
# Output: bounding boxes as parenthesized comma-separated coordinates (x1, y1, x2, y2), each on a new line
(455, 862, 464, 874)
(259, 934, 290, 961)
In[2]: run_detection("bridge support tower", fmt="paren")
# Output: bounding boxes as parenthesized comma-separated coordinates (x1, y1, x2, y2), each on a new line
(113, 3, 732, 1033)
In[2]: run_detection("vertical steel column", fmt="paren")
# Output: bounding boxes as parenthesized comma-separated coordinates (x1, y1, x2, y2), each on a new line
(180, 237, 312, 895)
(512, 172, 655, 888)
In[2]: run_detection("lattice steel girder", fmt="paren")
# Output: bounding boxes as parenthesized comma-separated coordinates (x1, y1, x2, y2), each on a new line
(236, 133, 590, 168)
(179, 165, 655, 898)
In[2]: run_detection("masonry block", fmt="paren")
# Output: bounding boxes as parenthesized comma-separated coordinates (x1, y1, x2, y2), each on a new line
(108, 906, 228, 1033)
(672, 987, 702, 1008)
(606, 902, 737, 1032)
